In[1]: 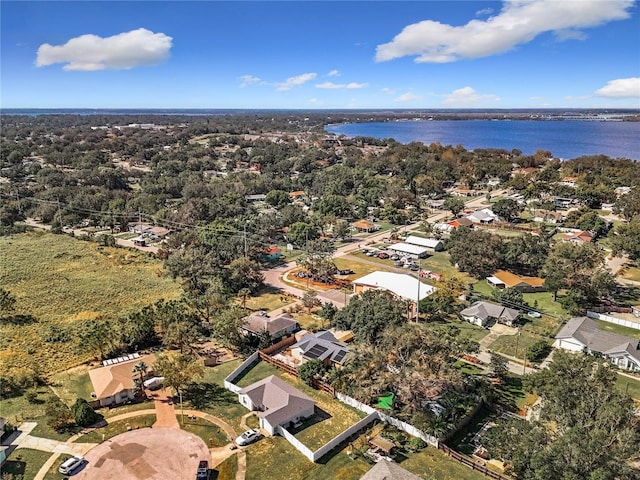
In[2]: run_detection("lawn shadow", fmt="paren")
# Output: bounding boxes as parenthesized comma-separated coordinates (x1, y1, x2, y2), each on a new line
(184, 382, 237, 410)
(1, 314, 38, 325)
(287, 406, 331, 434)
(1, 459, 26, 477)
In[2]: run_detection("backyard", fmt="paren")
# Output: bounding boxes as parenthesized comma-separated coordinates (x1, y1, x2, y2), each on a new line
(0, 448, 52, 480)
(0, 231, 181, 375)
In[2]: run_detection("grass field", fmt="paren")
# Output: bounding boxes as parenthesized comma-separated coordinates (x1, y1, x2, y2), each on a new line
(594, 319, 640, 340)
(79, 415, 156, 443)
(616, 374, 640, 401)
(490, 331, 547, 361)
(0, 448, 52, 480)
(0, 231, 181, 375)
(179, 418, 229, 447)
(621, 266, 640, 282)
(398, 447, 489, 480)
(211, 454, 238, 480)
(241, 287, 295, 312)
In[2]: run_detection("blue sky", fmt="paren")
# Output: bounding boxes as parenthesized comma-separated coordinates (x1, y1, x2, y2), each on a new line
(2, 1, 639, 109)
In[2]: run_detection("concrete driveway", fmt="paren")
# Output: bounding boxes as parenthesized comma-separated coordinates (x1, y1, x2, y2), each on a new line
(73, 427, 209, 480)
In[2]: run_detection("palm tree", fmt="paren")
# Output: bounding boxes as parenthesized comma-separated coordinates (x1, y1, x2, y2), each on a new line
(132, 361, 148, 394)
(238, 288, 251, 310)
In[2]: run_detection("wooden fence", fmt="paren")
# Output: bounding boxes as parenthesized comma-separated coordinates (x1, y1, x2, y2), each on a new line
(439, 444, 512, 480)
(261, 335, 297, 355)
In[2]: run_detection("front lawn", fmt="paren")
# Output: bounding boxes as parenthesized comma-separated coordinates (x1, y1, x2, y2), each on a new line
(0, 448, 52, 480)
(78, 414, 156, 443)
(179, 417, 230, 447)
(489, 331, 547, 362)
(616, 374, 640, 401)
(212, 454, 238, 480)
(51, 366, 94, 405)
(241, 287, 295, 312)
(497, 376, 538, 413)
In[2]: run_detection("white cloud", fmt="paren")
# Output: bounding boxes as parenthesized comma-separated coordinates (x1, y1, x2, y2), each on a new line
(381, 87, 397, 95)
(316, 82, 368, 89)
(276, 73, 317, 91)
(309, 98, 323, 105)
(476, 7, 494, 16)
(36, 28, 172, 71)
(376, 0, 634, 63)
(327, 69, 340, 77)
(442, 87, 500, 106)
(594, 78, 640, 98)
(239, 75, 262, 87)
(395, 92, 423, 103)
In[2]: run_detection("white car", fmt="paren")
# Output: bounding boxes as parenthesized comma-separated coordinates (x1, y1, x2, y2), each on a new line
(59, 455, 84, 474)
(235, 429, 261, 446)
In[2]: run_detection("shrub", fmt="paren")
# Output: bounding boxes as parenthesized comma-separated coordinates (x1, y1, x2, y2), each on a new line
(406, 437, 426, 452)
(25, 388, 39, 404)
(72, 398, 102, 427)
(297, 359, 325, 386)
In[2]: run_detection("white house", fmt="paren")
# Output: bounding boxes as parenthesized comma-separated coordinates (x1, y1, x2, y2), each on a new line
(465, 208, 500, 224)
(237, 375, 316, 435)
(554, 317, 640, 372)
(241, 312, 299, 341)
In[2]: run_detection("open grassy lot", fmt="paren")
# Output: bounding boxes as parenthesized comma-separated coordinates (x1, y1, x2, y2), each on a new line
(334, 256, 394, 277)
(233, 361, 366, 450)
(490, 331, 547, 361)
(616, 373, 640, 401)
(0, 231, 181, 375)
(0, 448, 52, 480)
(621, 266, 640, 282)
(399, 446, 489, 480)
(472, 280, 568, 319)
(0, 386, 81, 441)
(179, 417, 229, 447)
(50, 365, 94, 405)
(79, 415, 156, 443)
(594, 319, 640, 340)
(241, 287, 295, 312)
(419, 252, 474, 283)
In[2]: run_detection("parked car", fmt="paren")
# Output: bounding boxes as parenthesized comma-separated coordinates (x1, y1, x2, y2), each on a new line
(409, 264, 419, 271)
(59, 456, 84, 475)
(390, 254, 400, 261)
(236, 429, 261, 446)
(527, 311, 542, 318)
(378, 252, 389, 259)
(196, 460, 209, 479)
(338, 269, 355, 275)
(366, 250, 377, 256)
(394, 260, 404, 267)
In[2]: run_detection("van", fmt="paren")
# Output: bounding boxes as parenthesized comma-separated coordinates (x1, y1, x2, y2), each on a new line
(59, 456, 84, 474)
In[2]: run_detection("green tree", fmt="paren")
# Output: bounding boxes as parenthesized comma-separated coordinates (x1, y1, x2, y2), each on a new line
(265, 189, 291, 208)
(287, 222, 318, 247)
(302, 291, 320, 312)
(443, 196, 465, 216)
(298, 359, 325, 386)
(609, 216, 640, 260)
(333, 290, 406, 344)
(503, 233, 550, 276)
(210, 306, 246, 350)
(448, 228, 505, 278)
(71, 398, 102, 427)
(526, 340, 551, 362)
(487, 351, 639, 480)
(613, 186, 640, 221)
(332, 220, 351, 241)
(45, 395, 75, 432)
(492, 198, 524, 222)
(154, 352, 204, 399)
(492, 287, 525, 309)
(489, 353, 509, 379)
(132, 361, 148, 393)
(228, 257, 264, 294)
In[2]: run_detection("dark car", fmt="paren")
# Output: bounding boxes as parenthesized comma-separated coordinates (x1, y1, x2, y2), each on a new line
(338, 269, 355, 275)
(196, 460, 209, 479)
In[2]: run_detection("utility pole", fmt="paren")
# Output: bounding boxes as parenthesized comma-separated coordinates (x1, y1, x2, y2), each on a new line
(415, 259, 421, 322)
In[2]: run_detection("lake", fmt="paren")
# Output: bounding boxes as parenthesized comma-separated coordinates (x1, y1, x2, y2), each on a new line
(325, 120, 640, 161)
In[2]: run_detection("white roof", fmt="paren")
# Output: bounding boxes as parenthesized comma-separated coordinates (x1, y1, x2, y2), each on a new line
(387, 243, 428, 255)
(353, 271, 435, 302)
(404, 236, 442, 249)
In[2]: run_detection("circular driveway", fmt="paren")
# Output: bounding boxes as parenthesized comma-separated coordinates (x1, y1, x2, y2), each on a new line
(74, 427, 209, 480)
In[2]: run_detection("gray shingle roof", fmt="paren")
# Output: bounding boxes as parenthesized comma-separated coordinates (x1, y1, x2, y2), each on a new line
(556, 317, 640, 363)
(459, 301, 519, 323)
(293, 331, 350, 364)
(360, 461, 422, 480)
(238, 375, 315, 427)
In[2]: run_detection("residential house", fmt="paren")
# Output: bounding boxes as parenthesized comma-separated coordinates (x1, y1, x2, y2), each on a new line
(459, 301, 520, 327)
(352, 219, 378, 233)
(245, 194, 267, 202)
(466, 208, 500, 224)
(128, 222, 170, 240)
(352, 271, 435, 317)
(553, 197, 574, 209)
(88, 354, 156, 407)
(531, 209, 566, 224)
(486, 270, 545, 292)
(289, 331, 350, 367)
(360, 459, 422, 480)
(264, 246, 282, 261)
(554, 317, 640, 372)
(386, 242, 429, 259)
(237, 375, 316, 435)
(404, 235, 444, 252)
(241, 312, 299, 341)
(562, 230, 594, 243)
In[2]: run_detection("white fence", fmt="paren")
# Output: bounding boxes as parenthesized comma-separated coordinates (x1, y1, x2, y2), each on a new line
(587, 311, 640, 331)
(223, 351, 260, 393)
(311, 412, 379, 461)
(337, 392, 438, 447)
(275, 426, 315, 461)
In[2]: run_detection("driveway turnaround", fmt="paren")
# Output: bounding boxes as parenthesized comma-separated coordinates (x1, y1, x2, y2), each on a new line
(74, 427, 209, 480)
